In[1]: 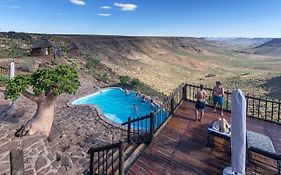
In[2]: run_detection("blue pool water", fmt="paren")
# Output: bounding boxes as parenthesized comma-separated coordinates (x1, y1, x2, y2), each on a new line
(72, 88, 157, 124)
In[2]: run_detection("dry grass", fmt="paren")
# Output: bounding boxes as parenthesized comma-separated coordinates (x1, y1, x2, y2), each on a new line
(102, 48, 281, 99)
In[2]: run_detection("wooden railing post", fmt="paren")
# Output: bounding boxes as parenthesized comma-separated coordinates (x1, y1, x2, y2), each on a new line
(10, 149, 24, 175)
(226, 90, 229, 110)
(89, 151, 94, 175)
(118, 142, 124, 175)
(246, 95, 249, 116)
(149, 113, 155, 141)
(171, 97, 175, 114)
(183, 83, 187, 100)
(265, 98, 268, 120)
(277, 100, 281, 122)
(127, 117, 131, 143)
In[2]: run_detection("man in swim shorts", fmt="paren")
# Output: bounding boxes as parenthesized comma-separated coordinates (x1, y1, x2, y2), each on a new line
(195, 84, 208, 121)
(212, 81, 224, 116)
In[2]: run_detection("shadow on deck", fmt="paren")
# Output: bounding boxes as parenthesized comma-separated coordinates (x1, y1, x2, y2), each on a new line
(127, 100, 281, 175)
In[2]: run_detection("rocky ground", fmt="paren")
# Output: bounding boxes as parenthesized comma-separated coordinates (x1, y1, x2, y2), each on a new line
(0, 77, 126, 175)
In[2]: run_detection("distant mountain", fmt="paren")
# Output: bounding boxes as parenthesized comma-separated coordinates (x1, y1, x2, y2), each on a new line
(52, 36, 209, 61)
(257, 38, 281, 46)
(205, 38, 270, 51)
(253, 38, 281, 57)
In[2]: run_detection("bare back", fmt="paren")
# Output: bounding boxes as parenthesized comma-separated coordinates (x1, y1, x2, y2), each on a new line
(196, 90, 208, 102)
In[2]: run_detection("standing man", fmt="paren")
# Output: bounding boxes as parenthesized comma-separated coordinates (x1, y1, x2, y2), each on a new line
(195, 84, 208, 121)
(213, 81, 224, 116)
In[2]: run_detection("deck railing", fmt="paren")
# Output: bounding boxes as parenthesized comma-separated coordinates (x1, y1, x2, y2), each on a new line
(0, 65, 8, 74)
(121, 114, 153, 143)
(185, 83, 281, 124)
(121, 83, 186, 143)
(88, 141, 125, 175)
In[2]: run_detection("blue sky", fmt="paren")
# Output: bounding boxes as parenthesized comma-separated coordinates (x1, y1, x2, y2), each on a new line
(0, 0, 281, 37)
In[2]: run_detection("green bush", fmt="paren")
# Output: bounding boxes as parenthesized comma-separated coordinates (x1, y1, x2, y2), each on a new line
(131, 78, 141, 87)
(119, 76, 131, 85)
(112, 76, 165, 101)
(0, 74, 8, 85)
(97, 73, 109, 83)
(85, 57, 101, 69)
(60, 46, 68, 53)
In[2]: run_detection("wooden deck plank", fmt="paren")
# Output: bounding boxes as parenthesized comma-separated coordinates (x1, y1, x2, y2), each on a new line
(127, 100, 281, 175)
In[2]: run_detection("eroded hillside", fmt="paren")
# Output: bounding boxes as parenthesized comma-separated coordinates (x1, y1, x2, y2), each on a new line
(52, 35, 281, 98)
(1, 33, 281, 99)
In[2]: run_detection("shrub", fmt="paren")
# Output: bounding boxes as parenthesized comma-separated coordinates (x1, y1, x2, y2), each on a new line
(0, 74, 8, 86)
(51, 59, 58, 65)
(131, 78, 141, 87)
(85, 57, 101, 69)
(97, 73, 109, 83)
(119, 76, 131, 85)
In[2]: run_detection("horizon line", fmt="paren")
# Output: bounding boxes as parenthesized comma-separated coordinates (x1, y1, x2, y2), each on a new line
(0, 30, 278, 39)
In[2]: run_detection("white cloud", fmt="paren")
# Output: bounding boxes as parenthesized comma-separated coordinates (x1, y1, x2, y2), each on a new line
(98, 13, 112, 17)
(100, 6, 111, 9)
(70, 0, 86, 6)
(3, 5, 21, 9)
(114, 2, 137, 11)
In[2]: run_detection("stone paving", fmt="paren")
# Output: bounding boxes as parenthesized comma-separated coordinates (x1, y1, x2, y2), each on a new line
(0, 78, 126, 175)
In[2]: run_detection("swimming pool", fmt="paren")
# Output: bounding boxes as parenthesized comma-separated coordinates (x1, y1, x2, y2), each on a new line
(72, 88, 158, 124)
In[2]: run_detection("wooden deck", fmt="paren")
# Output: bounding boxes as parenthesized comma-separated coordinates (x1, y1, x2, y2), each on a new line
(127, 100, 281, 175)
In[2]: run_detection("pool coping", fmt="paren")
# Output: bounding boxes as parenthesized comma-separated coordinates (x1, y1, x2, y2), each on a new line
(67, 87, 132, 131)
(67, 86, 160, 132)
(67, 102, 129, 131)
(70, 87, 123, 105)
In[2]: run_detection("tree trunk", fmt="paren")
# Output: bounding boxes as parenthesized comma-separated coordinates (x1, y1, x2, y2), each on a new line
(15, 96, 57, 137)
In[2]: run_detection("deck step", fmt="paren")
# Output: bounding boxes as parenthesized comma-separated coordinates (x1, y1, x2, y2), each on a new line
(124, 143, 147, 172)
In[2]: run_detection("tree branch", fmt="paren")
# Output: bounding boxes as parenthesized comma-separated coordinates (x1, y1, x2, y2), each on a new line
(22, 91, 42, 102)
(45, 87, 52, 97)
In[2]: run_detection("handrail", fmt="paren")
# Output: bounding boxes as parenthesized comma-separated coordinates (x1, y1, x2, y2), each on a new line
(121, 115, 150, 125)
(121, 82, 186, 143)
(185, 83, 281, 124)
(0, 65, 8, 74)
(88, 142, 121, 153)
(245, 95, 280, 104)
(0, 65, 7, 69)
(186, 83, 280, 105)
(88, 141, 125, 175)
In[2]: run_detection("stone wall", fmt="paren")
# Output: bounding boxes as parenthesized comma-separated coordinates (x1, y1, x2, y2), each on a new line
(0, 79, 126, 175)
